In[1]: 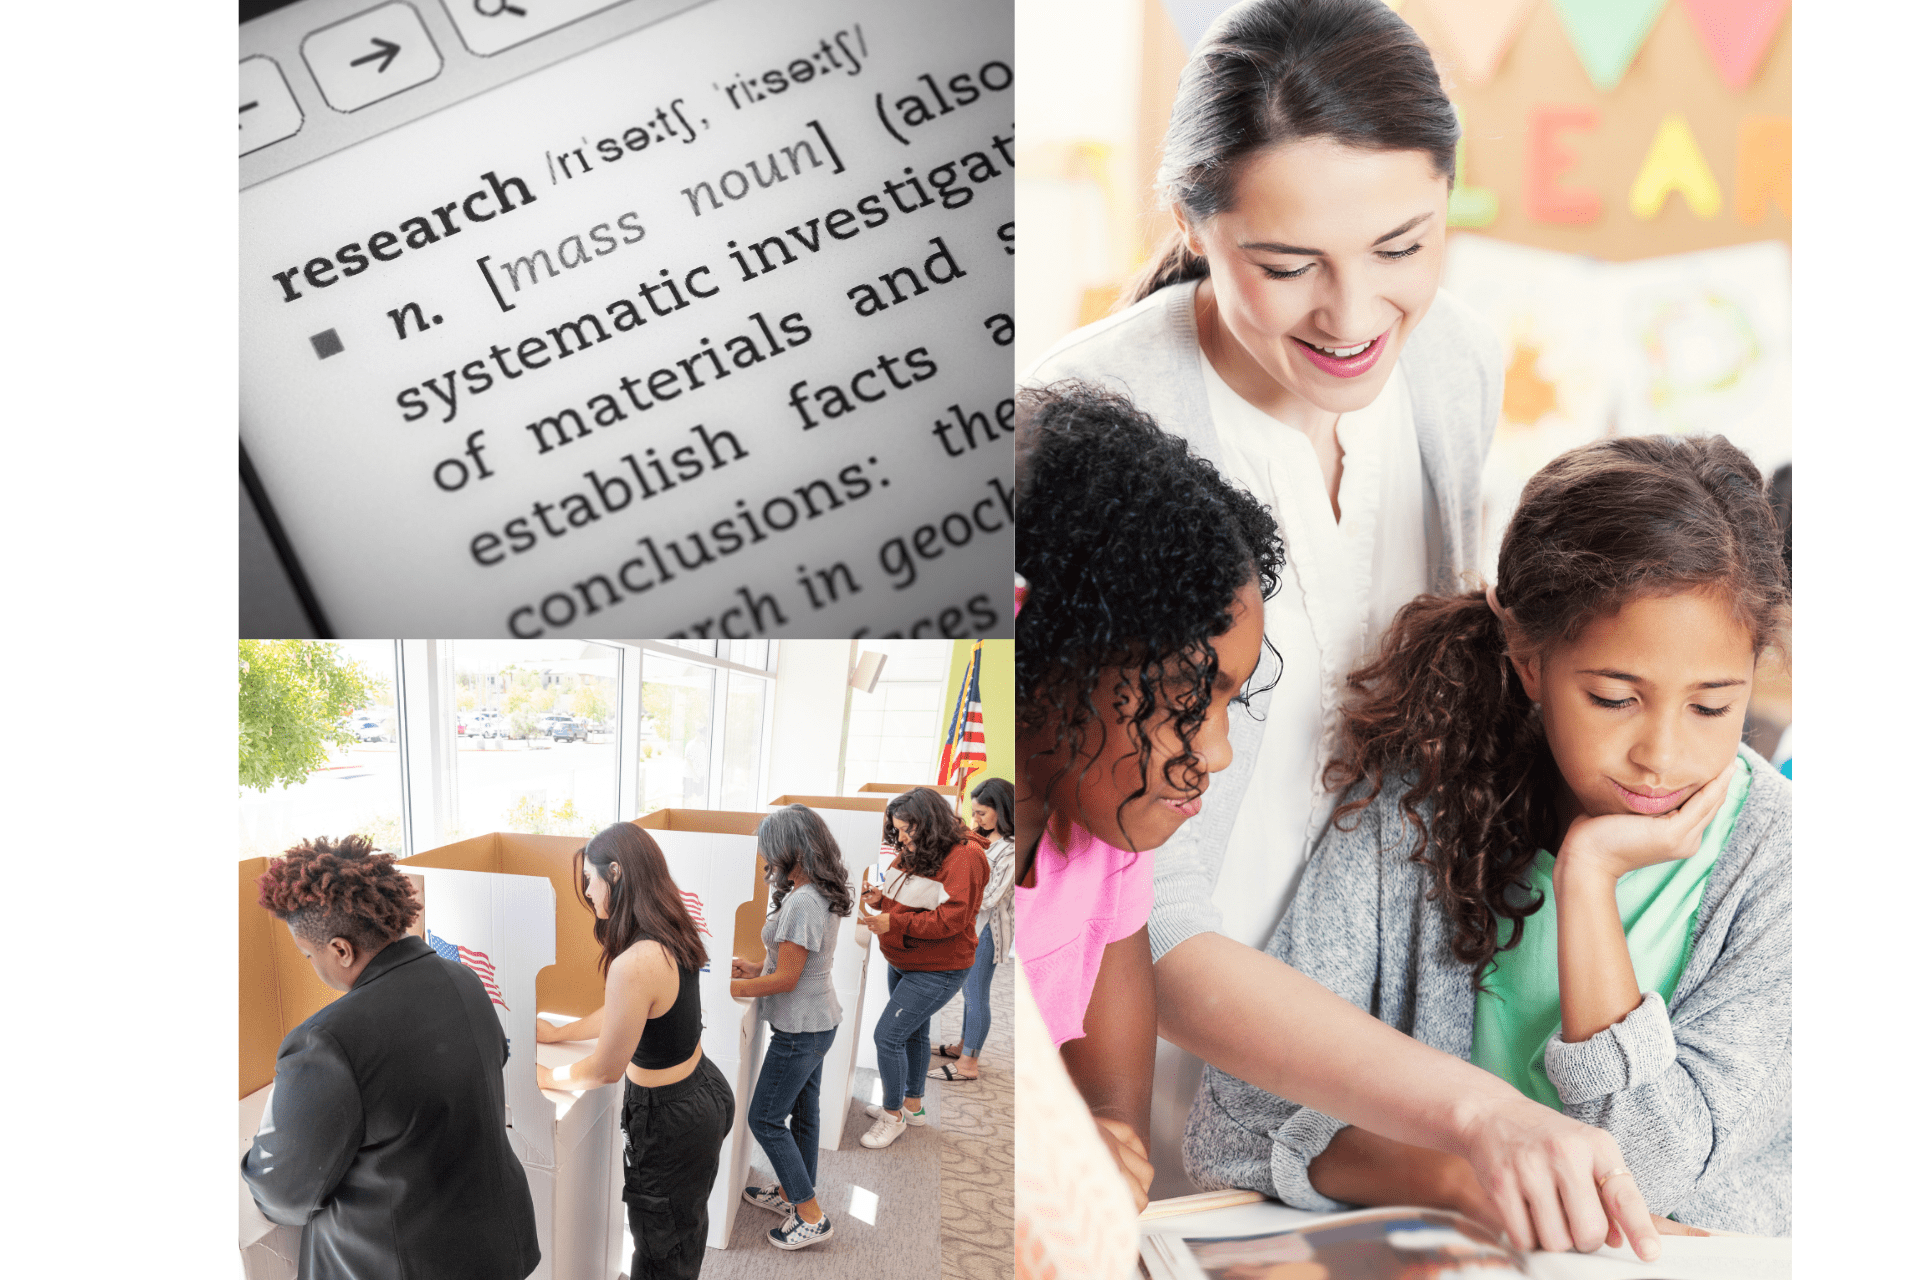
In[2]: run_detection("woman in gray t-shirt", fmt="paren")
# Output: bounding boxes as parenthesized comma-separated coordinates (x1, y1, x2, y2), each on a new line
(729, 805, 852, 1251)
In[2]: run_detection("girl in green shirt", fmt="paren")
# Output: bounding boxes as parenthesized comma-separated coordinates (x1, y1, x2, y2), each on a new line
(1184, 433, 1793, 1236)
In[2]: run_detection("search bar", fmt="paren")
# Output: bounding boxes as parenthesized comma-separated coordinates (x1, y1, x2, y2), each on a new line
(441, 0, 630, 57)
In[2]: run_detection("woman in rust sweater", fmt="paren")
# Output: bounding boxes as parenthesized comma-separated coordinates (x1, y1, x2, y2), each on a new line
(857, 786, 989, 1149)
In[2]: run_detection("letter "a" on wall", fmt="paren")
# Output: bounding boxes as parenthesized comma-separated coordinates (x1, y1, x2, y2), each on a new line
(1629, 113, 1723, 221)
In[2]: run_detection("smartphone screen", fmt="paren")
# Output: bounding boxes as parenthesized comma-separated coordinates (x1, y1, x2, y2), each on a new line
(241, 0, 1013, 638)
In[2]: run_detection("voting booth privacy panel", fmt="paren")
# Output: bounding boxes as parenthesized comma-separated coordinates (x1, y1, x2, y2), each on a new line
(238, 823, 770, 1271)
(858, 781, 964, 799)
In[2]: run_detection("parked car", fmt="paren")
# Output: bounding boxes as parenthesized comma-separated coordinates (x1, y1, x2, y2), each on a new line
(540, 714, 587, 742)
(351, 718, 387, 743)
(471, 711, 505, 738)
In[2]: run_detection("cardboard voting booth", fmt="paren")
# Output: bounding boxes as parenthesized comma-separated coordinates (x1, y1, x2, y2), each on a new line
(238, 855, 337, 1280)
(239, 824, 766, 1272)
(395, 834, 623, 1280)
(763, 796, 886, 1148)
(857, 782, 964, 800)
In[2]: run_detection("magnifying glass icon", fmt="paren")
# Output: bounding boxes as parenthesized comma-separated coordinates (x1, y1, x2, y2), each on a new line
(475, 0, 527, 15)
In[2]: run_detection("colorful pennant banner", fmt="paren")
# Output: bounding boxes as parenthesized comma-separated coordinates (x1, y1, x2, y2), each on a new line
(1679, 0, 1790, 91)
(1548, 0, 1668, 92)
(1423, 0, 1538, 84)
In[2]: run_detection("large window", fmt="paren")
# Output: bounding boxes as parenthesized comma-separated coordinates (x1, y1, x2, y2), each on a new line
(239, 640, 405, 857)
(638, 655, 715, 813)
(449, 641, 621, 839)
(637, 645, 773, 813)
(237, 641, 774, 857)
(842, 641, 953, 791)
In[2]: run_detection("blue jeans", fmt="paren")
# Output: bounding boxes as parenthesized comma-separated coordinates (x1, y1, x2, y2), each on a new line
(959, 923, 997, 1057)
(746, 1026, 837, 1206)
(875, 964, 968, 1111)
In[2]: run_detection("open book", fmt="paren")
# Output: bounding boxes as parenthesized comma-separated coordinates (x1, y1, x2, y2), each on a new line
(1141, 1206, 1788, 1280)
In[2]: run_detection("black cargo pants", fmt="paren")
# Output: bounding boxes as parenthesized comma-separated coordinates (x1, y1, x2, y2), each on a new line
(620, 1054, 735, 1280)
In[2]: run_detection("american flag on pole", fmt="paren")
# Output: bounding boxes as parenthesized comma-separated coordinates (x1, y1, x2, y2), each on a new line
(680, 889, 713, 936)
(428, 929, 509, 1010)
(938, 640, 988, 787)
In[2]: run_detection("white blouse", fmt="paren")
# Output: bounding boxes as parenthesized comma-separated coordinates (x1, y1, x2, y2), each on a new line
(1197, 355, 1432, 950)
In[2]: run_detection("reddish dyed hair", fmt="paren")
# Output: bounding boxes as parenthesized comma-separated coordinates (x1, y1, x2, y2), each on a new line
(576, 824, 708, 977)
(256, 833, 419, 951)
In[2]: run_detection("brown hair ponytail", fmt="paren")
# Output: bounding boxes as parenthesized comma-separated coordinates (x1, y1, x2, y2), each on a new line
(1328, 434, 1789, 976)
(1126, 230, 1211, 309)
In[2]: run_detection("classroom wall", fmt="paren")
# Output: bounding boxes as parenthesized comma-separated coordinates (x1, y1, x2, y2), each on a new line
(938, 638, 1012, 800)
(1018, 0, 1791, 365)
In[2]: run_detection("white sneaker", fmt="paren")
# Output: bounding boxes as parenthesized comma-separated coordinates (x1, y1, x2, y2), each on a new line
(860, 1109, 910, 1148)
(742, 1184, 792, 1216)
(865, 1102, 928, 1127)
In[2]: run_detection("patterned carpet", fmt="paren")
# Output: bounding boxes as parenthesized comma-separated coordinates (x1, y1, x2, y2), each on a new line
(931, 953, 1014, 1280)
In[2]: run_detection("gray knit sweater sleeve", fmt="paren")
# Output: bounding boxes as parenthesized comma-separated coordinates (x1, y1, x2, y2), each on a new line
(1183, 784, 1477, 1210)
(1183, 750, 1792, 1235)
(1542, 755, 1793, 1232)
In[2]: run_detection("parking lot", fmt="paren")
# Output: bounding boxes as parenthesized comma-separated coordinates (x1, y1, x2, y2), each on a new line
(239, 733, 624, 858)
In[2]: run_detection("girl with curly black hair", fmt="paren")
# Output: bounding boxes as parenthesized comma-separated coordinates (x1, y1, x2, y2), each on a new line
(1014, 383, 1664, 1261)
(1015, 379, 1281, 1211)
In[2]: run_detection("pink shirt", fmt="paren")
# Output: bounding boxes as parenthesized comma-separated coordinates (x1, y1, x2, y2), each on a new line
(1013, 825, 1154, 1046)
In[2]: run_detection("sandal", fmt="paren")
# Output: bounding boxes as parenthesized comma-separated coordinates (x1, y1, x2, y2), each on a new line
(935, 1063, 979, 1082)
(933, 1043, 963, 1061)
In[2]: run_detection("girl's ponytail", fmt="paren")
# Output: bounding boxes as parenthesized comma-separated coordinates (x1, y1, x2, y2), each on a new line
(1327, 592, 1554, 975)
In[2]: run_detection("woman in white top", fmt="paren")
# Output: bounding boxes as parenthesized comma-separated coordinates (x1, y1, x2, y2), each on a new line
(1024, 0, 1669, 1251)
(932, 776, 1016, 1081)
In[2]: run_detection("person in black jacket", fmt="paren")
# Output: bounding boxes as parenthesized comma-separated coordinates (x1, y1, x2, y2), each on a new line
(242, 834, 540, 1280)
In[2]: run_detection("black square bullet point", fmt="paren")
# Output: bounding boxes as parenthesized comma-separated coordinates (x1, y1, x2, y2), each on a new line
(311, 328, 344, 359)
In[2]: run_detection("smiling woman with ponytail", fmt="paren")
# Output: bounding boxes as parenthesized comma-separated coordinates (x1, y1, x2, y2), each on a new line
(1022, 0, 1509, 1221)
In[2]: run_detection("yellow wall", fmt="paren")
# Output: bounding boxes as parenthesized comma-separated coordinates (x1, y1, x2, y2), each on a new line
(939, 638, 1012, 801)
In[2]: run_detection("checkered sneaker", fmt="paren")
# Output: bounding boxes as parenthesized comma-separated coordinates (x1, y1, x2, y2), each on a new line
(769, 1212, 835, 1250)
(741, 1184, 791, 1216)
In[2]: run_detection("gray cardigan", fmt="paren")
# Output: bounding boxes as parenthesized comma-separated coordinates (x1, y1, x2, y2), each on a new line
(1024, 280, 1504, 963)
(1181, 746, 1793, 1236)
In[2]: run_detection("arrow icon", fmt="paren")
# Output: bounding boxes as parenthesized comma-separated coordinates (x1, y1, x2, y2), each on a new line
(350, 37, 401, 73)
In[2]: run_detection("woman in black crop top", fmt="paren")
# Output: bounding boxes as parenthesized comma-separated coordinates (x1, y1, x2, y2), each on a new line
(534, 824, 734, 1280)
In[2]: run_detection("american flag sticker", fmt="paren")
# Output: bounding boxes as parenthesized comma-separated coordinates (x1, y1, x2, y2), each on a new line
(428, 929, 509, 1010)
(681, 889, 714, 974)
